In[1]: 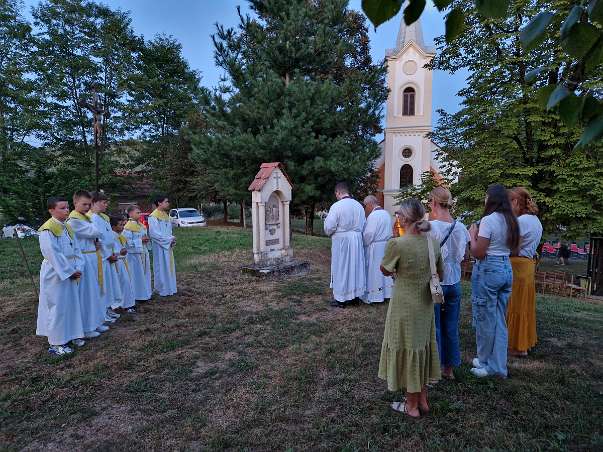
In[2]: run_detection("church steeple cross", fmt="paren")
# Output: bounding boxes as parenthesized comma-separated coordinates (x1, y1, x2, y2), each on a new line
(273, 171, 281, 189)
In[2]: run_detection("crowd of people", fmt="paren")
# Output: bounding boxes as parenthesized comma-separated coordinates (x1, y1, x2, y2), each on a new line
(36, 191, 178, 355)
(323, 182, 543, 418)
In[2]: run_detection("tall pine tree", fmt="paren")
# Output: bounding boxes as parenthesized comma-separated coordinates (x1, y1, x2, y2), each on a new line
(194, 0, 387, 233)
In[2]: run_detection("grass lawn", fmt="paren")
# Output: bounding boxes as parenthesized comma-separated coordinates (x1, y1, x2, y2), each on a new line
(1, 227, 601, 450)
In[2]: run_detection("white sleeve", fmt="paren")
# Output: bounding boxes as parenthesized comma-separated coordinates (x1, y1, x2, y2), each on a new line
(324, 205, 338, 237)
(148, 218, 173, 250)
(39, 231, 76, 281)
(69, 218, 101, 239)
(73, 236, 85, 273)
(478, 215, 493, 239)
(363, 216, 376, 247)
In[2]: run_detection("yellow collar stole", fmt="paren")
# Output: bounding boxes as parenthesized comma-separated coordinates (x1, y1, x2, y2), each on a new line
(86, 211, 110, 223)
(117, 234, 127, 246)
(68, 210, 91, 222)
(39, 218, 74, 240)
(150, 209, 170, 222)
(124, 219, 143, 232)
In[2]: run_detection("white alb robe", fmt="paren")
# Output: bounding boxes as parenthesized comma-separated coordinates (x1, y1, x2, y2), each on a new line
(36, 221, 85, 345)
(361, 208, 393, 303)
(123, 221, 152, 301)
(111, 232, 135, 309)
(324, 197, 366, 302)
(90, 213, 122, 309)
(67, 215, 104, 332)
(148, 214, 177, 296)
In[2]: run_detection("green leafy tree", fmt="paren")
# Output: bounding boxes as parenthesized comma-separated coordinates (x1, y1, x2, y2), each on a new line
(195, 0, 387, 234)
(361, 0, 603, 148)
(427, 0, 603, 237)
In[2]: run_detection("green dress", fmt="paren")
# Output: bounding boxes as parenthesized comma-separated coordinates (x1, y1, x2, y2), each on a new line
(378, 235, 442, 393)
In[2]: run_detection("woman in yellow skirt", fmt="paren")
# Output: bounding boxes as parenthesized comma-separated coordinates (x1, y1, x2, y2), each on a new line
(507, 188, 543, 357)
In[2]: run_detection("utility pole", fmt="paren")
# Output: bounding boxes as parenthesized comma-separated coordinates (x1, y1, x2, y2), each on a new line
(79, 87, 109, 191)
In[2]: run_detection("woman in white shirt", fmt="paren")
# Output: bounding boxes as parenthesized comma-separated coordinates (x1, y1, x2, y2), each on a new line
(428, 187, 469, 379)
(468, 184, 520, 378)
(507, 187, 543, 357)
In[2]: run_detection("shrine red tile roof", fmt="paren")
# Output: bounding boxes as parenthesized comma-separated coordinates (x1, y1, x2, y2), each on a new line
(248, 162, 293, 191)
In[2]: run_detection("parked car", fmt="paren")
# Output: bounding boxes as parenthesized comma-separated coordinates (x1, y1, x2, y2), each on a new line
(2, 223, 39, 239)
(169, 208, 207, 228)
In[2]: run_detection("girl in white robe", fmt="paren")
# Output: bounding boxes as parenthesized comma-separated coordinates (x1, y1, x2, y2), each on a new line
(123, 208, 152, 301)
(36, 203, 85, 354)
(148, 205, 177, 297)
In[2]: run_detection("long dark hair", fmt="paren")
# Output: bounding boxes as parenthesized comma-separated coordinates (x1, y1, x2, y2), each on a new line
(483, 184, 520, 252)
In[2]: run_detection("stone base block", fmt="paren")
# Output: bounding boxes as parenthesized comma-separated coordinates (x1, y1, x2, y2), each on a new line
(241, 259, 310, 277)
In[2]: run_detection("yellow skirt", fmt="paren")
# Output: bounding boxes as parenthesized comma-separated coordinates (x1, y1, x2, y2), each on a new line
(507, 257, 537, 352)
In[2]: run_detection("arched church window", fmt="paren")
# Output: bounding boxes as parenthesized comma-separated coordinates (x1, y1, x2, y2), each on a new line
(400, 164, 413, 188)
(402, 87, 415, 116)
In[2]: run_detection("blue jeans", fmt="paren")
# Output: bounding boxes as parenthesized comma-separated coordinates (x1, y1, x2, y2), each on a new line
(471, 256, 513, 377)
(434, 282, 462, 368)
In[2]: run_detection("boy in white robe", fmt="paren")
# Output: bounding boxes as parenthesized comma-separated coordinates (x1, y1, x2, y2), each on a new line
(148, 194, 177, 297)
(361, 195, 394, 304)
(324, 182, 366, 308)
(123, 205, 152, 301)
(36, 197, 85, 355)
(89, 191, 122, 320)
(67, 190, 107, 337)
(110, 215, 136, 312)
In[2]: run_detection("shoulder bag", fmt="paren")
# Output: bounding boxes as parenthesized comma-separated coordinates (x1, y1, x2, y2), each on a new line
(427, 238, 444, 304)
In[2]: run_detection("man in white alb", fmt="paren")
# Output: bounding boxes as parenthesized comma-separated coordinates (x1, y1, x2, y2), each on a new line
(361, 195, 393, 304)
(324, 182, 366, 308)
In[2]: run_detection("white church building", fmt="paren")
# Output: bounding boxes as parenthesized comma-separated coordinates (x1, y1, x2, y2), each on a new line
(375, 16, 440, 215)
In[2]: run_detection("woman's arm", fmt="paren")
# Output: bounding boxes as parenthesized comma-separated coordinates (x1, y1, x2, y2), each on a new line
(469, 223, 489, 260)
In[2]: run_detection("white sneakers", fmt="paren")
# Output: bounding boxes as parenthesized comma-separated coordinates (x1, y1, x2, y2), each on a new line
(470, 367, 489, 378)
(48, 345, 73, 355)
(84, 330, 101, 338)
(96, 325, 110, 333)
(107, 309, 120, 319)
(71, 338, 86, 347)
(472, 358, 484, 368)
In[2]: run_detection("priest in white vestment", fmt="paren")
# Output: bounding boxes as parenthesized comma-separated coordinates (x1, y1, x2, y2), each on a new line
(361, 195, 393, 304)
(36, 197, 85, 355)
(149, 194, 177, 297)
(324, 182, 366, 308)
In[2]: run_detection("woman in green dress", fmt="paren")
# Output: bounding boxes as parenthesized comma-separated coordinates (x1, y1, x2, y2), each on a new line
(379, 198, 443, 418)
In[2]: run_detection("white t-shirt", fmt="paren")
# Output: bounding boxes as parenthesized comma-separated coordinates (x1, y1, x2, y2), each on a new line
(478, 212, 510, 256)
(430, 219, 470, 285)
(518, 214, 543, 258)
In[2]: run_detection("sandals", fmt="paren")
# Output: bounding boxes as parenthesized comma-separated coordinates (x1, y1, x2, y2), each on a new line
(390, 401, 420, 418)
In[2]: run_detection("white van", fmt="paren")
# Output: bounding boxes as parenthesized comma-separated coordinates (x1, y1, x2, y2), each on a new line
(169, 208, 207, 228)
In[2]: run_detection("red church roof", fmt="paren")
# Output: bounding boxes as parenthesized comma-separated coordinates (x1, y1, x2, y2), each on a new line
(248, 162, 293, 192)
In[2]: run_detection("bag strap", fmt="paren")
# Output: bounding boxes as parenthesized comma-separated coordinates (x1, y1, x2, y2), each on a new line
(427, 237, 438, 277)
(440, 219, 457, 248)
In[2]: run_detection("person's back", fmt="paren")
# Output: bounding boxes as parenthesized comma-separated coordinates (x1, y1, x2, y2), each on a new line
(389, 235, 435, 285)
(430, 220, 469, 285)
(324, 197, 365, 235)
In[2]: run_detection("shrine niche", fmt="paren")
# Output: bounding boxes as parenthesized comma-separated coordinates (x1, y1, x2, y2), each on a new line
(243, 162, 308, 276)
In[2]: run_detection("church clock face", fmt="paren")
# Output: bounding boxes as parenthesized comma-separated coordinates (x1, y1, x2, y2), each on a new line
(401, 147, 413, 159)
(403, 60, 417, 75)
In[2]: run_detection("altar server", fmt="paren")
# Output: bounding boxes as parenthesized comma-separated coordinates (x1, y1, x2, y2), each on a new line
(148, 194, 177, 297)
(36, 197, 85, 355)
(67, 190, 106, 337)
(123, 205, 152, 301)
(110, 215, 135, 312)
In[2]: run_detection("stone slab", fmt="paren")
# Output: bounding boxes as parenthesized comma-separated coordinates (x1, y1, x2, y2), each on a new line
(241, 260, 310, 278)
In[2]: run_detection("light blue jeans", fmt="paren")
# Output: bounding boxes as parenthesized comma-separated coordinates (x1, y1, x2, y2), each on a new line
(471, 255, 513, 377)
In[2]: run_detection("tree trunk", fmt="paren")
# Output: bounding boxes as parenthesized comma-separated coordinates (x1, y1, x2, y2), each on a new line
(223, 200, 228, 224)
(304, 203, 316, 235)
(239, 200, 244, 227)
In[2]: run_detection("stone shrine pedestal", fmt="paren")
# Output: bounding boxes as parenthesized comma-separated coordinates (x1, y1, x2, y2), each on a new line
(241, 162, 309, 277)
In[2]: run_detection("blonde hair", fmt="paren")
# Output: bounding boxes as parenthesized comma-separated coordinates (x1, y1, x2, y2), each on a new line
(509, 187, 539, 215)
(429, 186, 453, 209)
(397, 198, 430, 233)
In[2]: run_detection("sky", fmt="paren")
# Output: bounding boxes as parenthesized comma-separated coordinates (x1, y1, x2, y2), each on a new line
(22, 0, 467, 126)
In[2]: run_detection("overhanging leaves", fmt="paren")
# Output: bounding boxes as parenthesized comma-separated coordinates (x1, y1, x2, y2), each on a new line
(536, 85, 556, 109)
(588, 0, 603, 25)
(475, 0, 510, 19)
(547, 85, 570, 110)
(575, 114, 603, 148)
(433, 0, 453, 11)
(561, 23, 600, 59)
(558, 94, 582, 127)
(445, 8, 465, 43)
(404, 0, 426, 25)
(520, 12, 553, 51)
(526, 67, 546, 83)
(560, 6, 583, 40)
(361, 0, 402, 28)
